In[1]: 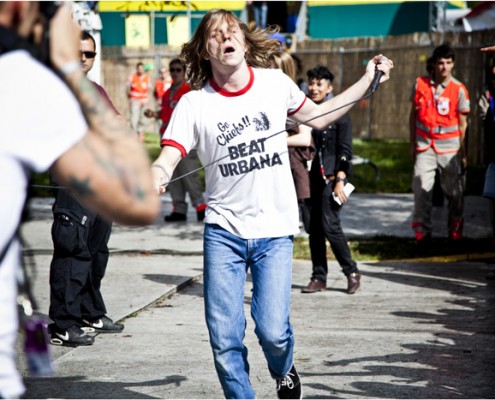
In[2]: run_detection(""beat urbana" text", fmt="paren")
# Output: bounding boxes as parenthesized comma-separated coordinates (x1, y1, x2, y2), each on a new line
(218, 138, 283, 177)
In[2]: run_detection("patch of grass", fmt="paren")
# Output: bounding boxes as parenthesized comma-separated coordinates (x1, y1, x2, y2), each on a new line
(351, 139, 412, 193)
(143, 132, 162, 160)
(126, 311, 140, 319)
(294, 236, 495, 261)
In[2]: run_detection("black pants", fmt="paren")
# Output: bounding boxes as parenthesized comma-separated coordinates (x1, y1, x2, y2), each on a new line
(49, 189, 112, 330)
(308, 169, 357, 283)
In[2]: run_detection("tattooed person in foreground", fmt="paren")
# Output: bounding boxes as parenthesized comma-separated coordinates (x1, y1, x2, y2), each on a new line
(0, 2, 159, 398)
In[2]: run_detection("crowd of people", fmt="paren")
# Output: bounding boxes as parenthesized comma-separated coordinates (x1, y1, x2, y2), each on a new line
(3, 1, 495, 399)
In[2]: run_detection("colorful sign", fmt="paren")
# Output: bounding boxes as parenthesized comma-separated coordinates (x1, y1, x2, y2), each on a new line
(125, 15, 150, 47)
(167, 16, 190, 48)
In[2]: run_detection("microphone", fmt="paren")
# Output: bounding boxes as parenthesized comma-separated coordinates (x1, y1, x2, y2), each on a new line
(369, 56, 389, 94)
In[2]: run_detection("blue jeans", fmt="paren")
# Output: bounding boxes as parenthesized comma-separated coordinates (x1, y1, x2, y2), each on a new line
(203, 224, 295, 399)
(252, 3, 268, 29)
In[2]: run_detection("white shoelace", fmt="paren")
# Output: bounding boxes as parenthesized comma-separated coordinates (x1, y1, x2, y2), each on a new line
(277, 372, 295, 391)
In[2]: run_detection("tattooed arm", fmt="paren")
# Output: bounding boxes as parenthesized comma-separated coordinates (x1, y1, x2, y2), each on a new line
(48, 4, 160, 225)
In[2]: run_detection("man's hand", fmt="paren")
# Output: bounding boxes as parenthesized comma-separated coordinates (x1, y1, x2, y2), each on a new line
(151, 163, 169, 194)
(151, 146, 182, 195)
(333, 180, 347, 205)
(461, 155, 468, 172)
(365, 55, 394, 86)
(144, 109, 157, 119)
(48, 3, 81, 71)
(459, 146, 468, 173)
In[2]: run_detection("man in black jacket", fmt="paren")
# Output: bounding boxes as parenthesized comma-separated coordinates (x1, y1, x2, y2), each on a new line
(301, 65, 361, 295)
(48, 31, 125, 347)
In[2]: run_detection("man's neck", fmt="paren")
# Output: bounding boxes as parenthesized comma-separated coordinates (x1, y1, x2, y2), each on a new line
(211, 62, 250, 92)
(435, 75, 451, 86)
(170, 80, 183, 90)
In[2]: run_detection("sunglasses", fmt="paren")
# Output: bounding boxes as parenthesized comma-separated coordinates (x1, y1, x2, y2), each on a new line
(170, 68, 183, 73)
(80, 51, 97, 59)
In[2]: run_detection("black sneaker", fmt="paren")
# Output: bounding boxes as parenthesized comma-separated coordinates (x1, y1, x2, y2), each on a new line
(82, 315, 124, 333)
(276, 365, 302, 399)
(164, 212, 187, 222)
(49, 324, 94, 347)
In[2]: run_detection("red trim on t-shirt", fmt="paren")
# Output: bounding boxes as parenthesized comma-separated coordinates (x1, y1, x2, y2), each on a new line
(209, 66, 254, 97)
(288, 96, 307, 116)
(160, 139, 187, 158)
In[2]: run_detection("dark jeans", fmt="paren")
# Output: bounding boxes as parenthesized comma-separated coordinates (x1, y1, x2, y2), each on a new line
(49, 189, 112, 329)
(308, 170, 357, 283)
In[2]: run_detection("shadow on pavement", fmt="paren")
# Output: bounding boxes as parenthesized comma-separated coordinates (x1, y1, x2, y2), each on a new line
(24, 375, 187, 399)
(301, 261, 495, 399)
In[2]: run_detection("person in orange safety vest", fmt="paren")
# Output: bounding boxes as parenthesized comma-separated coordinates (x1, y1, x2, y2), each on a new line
(409, 43, 470, 243)
(127, 62, 150, 141)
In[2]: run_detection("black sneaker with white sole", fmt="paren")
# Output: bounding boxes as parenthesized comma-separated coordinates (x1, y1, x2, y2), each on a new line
(82, 315, 124, 333)
(276, 365, 302, 399)
(49, 324, 94, 347)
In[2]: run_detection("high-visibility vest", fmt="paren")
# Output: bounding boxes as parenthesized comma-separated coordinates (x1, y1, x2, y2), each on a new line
(413, 76, 470, 154)
(128, 73, 150, 101)
(154, 77, 173, 100)
(154, 79, 165, 100)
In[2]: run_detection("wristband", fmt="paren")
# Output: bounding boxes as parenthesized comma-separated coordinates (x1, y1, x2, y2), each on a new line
(59, 61, 81, 76)
(335, 176, 344, 183)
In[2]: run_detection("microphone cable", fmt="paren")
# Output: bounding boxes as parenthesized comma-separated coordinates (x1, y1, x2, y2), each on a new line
(159, 90, 375, 187)
(30, 90, 377, 191)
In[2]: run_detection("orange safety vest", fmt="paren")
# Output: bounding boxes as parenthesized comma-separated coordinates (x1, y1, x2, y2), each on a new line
(413, 76, 469, 154)
(154, 79, 165, 100)
(128, 73, 150, 102)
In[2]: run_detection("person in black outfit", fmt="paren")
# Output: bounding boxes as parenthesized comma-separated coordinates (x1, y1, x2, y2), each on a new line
(301, 65, 361, 295)
(49, 31, 124, 346)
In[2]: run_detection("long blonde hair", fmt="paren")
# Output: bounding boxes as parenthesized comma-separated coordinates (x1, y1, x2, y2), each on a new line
(269, 51, 297, 83)
(181, 9, 281, 90)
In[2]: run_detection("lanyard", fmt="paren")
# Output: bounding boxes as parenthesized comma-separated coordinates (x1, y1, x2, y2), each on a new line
(318, 133, 331, 185)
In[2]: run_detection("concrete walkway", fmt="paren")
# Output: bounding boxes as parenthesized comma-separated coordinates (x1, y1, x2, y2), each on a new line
(17, 194, 495, 399)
